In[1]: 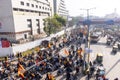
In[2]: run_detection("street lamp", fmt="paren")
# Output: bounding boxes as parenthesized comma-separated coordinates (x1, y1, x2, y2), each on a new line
(80, 7, 95, 75)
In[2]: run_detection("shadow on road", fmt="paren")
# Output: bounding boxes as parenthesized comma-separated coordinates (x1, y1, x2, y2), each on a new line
(105, 59, 120, 75)
(90, 42, 107, 46)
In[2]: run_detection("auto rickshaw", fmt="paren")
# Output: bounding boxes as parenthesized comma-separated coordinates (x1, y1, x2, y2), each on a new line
(112, 45, 118, 54)
(96, 53, 103, 64)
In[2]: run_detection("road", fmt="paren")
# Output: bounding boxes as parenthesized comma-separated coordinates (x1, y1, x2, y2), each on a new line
(89, 36, 120, 79)
(41, 36, 120, 80)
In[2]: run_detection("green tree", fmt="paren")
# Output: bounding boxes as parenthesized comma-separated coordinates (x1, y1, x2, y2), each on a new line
(43, 16, 62, 36)
(54, 14, 66, 26)
(43, 14, 67, 36)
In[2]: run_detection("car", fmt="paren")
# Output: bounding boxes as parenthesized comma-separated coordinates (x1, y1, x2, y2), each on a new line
(90, 34, 100, 43)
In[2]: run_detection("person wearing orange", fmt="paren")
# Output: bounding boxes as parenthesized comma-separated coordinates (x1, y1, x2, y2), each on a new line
(77, 48, 82, 55)
(48, 43, 51, 48)
(77, 47, 83, 59)
(17, 63, 25, 79)
(46, 73, 55, 80)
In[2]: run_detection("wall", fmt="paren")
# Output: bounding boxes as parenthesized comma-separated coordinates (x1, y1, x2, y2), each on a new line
(0, 27, 75, 57)
(13, 14, 48, 39)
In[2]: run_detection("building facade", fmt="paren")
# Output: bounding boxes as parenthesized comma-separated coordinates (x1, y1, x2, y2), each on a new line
(0, 0, 51, 42)
(53, 0, 68, 18)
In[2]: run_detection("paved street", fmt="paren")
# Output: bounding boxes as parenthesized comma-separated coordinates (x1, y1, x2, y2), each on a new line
(41, 36, 120, 80)
(89, 36, 120, 79)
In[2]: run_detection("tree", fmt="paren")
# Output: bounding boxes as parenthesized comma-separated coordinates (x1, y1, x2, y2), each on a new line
(43, 17, 61, 36)
(54, 14, 66, 26)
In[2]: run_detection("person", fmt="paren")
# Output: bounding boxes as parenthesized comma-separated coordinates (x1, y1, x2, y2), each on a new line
(17, 63, 25, 79)
(45, 73, 55, 80)
(90, 66, 95, 76)
(66, 72, 70, 80)
(77, 47, 83, 59)
(75, 66, 79, 74)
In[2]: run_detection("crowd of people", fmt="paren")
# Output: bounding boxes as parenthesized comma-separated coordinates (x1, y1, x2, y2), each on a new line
(0, 31, 119, 80)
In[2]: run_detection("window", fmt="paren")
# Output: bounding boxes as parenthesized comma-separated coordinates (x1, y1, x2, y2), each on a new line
(27, 19, 32, 35)
(42, 7, 44, 9)
(27, 19, 32, 28)
(13, 8, 18, 11)
(31, 4, 34, 7)
(36, 5, 38, 8)
(30, 10, 34, 12)
(25, 10, 29, 12)
(36, 19, 40, 34)
(36, 19, 40, 26)
(37, 29, 40, 34)
(26, 3, 29, 6)
(45, 7, 47, 10)
(24, 34, 27, 39)
(39, 12, 41, 16)
(39, 6, 41, 9)
(35, 11, 38, 13)
(19, 9, 24, 11)
(20, 1, 24, 5)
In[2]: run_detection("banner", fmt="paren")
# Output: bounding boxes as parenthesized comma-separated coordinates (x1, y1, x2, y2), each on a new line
(0, 40, 10, 48)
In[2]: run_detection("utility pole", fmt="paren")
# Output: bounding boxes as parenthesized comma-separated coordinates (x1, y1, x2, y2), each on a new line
(80, 8, 95, 76)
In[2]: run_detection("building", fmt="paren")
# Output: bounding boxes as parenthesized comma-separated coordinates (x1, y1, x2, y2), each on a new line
(0, 0, 52, 42)
(105, 8, 120, 19)
(53, 0, 68, 18)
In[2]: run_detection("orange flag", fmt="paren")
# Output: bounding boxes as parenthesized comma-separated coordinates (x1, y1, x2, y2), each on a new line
(64, 49, 69, 56)
(18, 64, 25, 78)
(48, 43, 51, 48)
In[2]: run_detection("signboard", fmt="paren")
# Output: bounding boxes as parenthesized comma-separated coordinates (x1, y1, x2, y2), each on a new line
(83, 20, 91, 25)
(85, 48, 92, 53)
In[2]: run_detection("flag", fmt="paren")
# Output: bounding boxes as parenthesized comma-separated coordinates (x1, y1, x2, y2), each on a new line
(59, 48, 69, 57)
(64, 48, 69, 56)
(48, 43, 51, 48)
(18, 64, 25, 78)
(0, 40, 10, 48)
(77, 50, 82, 55)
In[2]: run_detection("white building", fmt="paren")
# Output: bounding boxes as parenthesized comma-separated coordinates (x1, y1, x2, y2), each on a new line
(0, 0, 52, 42)
(105, 8, 120, 19)
(53, 0, 68, 18)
